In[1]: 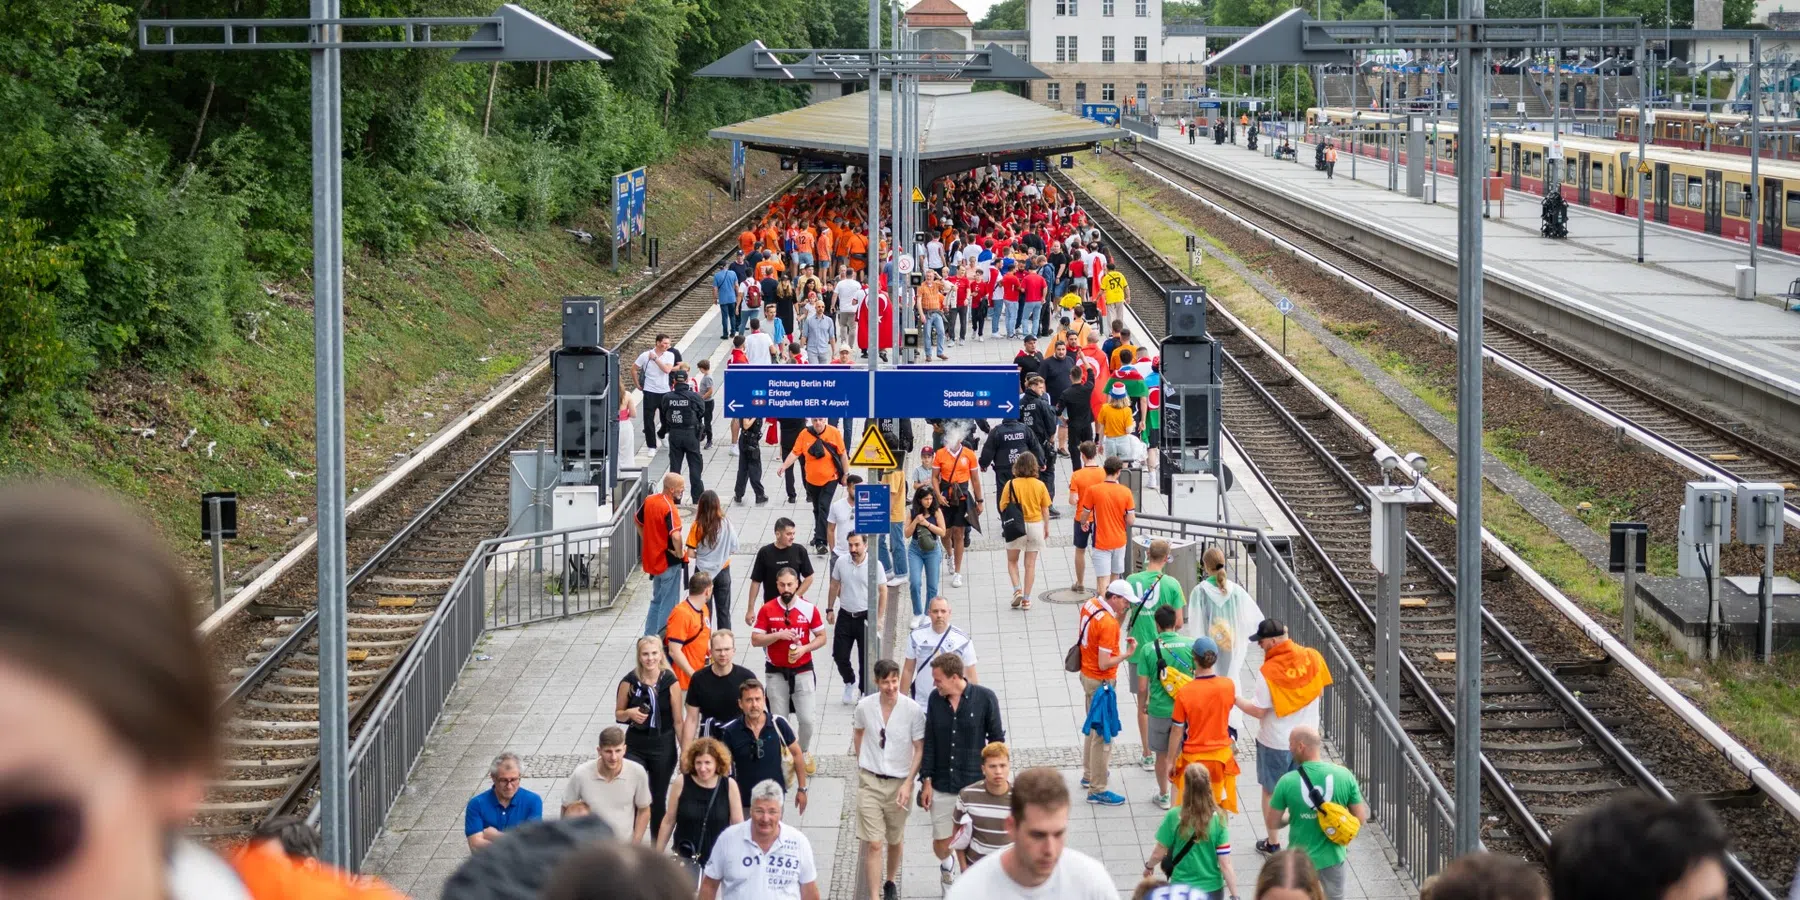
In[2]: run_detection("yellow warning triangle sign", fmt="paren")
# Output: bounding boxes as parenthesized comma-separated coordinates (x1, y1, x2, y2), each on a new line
(911, 186, 924, 203)
(849, 423, 899, 469)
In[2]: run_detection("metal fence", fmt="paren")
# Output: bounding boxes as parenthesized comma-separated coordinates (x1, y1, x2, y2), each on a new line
(336, 470, 649, 869)
(1131, 512, 1457, 888)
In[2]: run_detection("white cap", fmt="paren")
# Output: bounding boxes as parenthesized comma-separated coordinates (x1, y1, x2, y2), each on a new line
(1105, 579, 1134, 599)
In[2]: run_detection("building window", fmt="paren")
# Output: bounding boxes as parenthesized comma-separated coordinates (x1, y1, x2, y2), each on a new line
(1136, 82, 1147, 102)
(1075, 82, 1087, 101)
(1101, 36, 1115, 63)
(1162, 82, 1174, 100)
(1137, 0, 1148, 14)
(1055, 36, 1066, 62)
(1101, 82, 1115, 101)
(1726, 180, 1743, 216)
(1067, 36, 1077, 61)
(1047, 82, 1062, 101)
(1055, 0, 1069, 13)
(1133, 36, 1147, 62)
(1103, 0, 1114, 14)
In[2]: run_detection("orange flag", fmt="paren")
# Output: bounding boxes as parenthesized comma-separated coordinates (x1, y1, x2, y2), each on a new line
(1260, 639, 1333, 717)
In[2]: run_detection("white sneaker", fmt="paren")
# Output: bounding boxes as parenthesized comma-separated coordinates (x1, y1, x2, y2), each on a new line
(729, 446, 740, 457)
(952, 572, 964, 588)
(887, 575, 908, 587)
(843, 683, 859, 704)
(914, 614, 929, 629)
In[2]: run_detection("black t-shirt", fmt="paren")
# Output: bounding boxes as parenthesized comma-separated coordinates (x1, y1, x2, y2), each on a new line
(1039, 354, 1077, 402)
(1047, 249, 1068, 277)
(1014, 351, 1043, 391)
(685, 663, 757, 731)
(1062, 382, 1096, 435)
(749, 542, 815, 601)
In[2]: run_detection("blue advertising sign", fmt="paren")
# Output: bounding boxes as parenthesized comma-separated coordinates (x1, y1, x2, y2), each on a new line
(1000, 158, 1049, 173)
(628, 167, 647, 237)
(613, 170, 633, 246)
(854, 483, 890, 536)
(724, 366, 871, 418)
(1195, 100, 1222, 109)
(873, 366, 1019, 419)
(799, 158, 848, 174)
(731, 141, 746, 181)
(1080, 103, 1121, 125)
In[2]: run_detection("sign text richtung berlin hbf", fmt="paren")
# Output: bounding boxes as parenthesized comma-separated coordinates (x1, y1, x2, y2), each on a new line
(722, 366, 1019, 420)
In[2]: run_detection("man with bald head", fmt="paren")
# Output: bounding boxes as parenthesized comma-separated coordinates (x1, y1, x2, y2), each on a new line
(1268, 726, 1368, 900)
(637, 472, 688, 635)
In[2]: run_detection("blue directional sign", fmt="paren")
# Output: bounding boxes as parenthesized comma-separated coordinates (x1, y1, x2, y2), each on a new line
(873, 366, 1019, 419)
(1060, 155, 1075, 169)
(1081, 103, 1121, 125)
(854, 483, 890, 535)
(724, 366, 870, 418)
(1000, 159, 1049, 173)
(1195, 100, 1222, 109)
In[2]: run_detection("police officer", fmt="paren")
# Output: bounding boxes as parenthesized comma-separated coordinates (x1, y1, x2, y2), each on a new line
(1017, 374, 1059, 516)
(978, 415, 1044, 504)
(661, 369, 706, 502)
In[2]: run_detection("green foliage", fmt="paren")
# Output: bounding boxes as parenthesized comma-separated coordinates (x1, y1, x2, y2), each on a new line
(976, 0, 1028, 29)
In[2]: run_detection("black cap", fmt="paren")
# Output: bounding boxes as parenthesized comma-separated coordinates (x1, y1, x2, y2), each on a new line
(1250, 618, 1287, 642)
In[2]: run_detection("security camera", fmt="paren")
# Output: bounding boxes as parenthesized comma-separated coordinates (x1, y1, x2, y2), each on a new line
(1403, 452, 1429, 476)
(1376, 451, 1401, 486)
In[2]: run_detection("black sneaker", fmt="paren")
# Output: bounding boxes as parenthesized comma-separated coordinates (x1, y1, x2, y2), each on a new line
(756, 496, 770, 505)
(883, 881, 898, 900)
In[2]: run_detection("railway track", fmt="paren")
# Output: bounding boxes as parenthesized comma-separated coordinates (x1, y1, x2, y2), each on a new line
(1124, 142, 1800, 521)
(194, 184, 796, 837)
(1052, 168, 1800, 895)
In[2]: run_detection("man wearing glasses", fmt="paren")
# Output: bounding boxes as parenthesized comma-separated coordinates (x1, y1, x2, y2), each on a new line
(851, 659, 925, 900)
(464, 752, 542, 850)
(717, 678, 809, 814)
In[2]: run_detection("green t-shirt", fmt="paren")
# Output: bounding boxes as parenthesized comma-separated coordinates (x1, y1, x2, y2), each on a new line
(1132, 631, 1196, 718)
(1153, 807, 1231, 891)
(1122, 569, 1186, 659)
(1271, 760, 1364, 870)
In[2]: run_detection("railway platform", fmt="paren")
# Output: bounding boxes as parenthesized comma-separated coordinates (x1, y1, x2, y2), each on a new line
(1141, 131, 1800, 433)
(359, 304, 1419, 899)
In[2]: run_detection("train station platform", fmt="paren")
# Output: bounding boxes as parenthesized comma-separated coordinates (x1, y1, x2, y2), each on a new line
(359, 304, 1419, 899)
(1140, 131, 1800, 433)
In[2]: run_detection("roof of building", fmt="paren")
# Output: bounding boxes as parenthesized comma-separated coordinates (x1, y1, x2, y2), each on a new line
(709, 89, 1122, 165)
(906, 0, 974, 28)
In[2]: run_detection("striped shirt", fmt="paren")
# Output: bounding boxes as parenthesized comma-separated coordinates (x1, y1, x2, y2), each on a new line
(956, 782, 1013, 864)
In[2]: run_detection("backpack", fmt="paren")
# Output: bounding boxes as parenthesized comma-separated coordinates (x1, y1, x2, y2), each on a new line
(1298, 764, 1361, 847)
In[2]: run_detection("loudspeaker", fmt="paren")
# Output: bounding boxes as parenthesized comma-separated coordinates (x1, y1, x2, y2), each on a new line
(1166, 288, 1209, 340)
(562, 297, 604, 350)
(554, 349, 610, 397)
(554, 349, 612, 463)
(1162, 387, 1212, 445)
(1160, 339, 1214, 386)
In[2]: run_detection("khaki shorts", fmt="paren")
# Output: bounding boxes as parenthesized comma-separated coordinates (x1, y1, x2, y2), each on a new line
(1006, 528, 1047, 552)
(930, 789, 960, 840)
(856, 770, 908, 844)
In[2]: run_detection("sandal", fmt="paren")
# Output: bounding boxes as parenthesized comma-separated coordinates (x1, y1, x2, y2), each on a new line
(1020, 597, 1032, 610)
(1010, 589, 1024, 609)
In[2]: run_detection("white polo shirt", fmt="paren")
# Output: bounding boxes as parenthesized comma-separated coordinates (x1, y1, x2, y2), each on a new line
(904, 624, 977, 702)
(702, 820, 818, 900)
(853, 692, 925, 777)
(831, 553, 886, 615)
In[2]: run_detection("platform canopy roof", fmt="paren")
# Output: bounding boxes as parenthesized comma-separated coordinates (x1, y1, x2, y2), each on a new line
(709, 90, 1125, 180)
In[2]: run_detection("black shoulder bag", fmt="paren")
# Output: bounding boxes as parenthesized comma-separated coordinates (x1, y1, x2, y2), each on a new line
(1159, 831, 1200, 877)
(911, 628, 953, 701)
(998, 481, 1027, 541)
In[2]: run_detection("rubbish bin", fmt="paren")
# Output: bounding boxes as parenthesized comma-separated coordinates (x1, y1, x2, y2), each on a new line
(1130, 534, 1200, 598)
(1736, 264, 1757, 300)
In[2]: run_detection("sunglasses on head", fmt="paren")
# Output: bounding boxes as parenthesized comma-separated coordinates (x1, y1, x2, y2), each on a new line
(0, 796, 83, 878)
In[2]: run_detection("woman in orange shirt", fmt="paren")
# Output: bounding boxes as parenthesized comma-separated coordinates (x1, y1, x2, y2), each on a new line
(932, 438, 983, 588)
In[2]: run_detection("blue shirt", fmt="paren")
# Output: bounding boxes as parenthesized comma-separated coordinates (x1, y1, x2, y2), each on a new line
(713, 269, 739, 305)
(464, 787, 543, 836)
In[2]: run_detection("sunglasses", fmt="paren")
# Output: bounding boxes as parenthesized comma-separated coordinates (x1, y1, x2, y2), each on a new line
(879, 727, 887, 750)
(0, 796, 83, 878)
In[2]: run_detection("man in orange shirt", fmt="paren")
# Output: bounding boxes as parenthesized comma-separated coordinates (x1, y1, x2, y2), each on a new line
(738, 229, 758, 256)
(636, 473, 688, 636)
(932, 438, 983, 588)
(665, 571, 714, 693)
(918, 270, 948, 360)
(1169, 636, 1240, 813)
(779, 418, 849, 554)
(818, 224, 836, 275)
(1076, 580, 1136, 805)
(1074, 456, 1136, 596)
(1065, 441, 1105, 592)
(845, 230, 869, 273)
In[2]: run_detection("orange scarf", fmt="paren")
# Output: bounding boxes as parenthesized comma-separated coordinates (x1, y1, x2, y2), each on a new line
(1260, 639, 1332, 717)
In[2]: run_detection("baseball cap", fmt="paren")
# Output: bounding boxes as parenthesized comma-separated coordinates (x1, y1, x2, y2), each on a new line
(1250, 618, 1287, 641)
(1104, 579, 1133, 599)
(1190, 636, 1220, 660)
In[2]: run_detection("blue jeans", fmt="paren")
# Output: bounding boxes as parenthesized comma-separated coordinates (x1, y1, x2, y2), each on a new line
(924, 312, 947, 356)
(718, 302, 739, 338)
(644, 566, 684, 635)
(906, 542, 942, 617)
(1020, 302, 1044, 338)
(878, 522, 909, 579)
(998, 299, 1019, 336)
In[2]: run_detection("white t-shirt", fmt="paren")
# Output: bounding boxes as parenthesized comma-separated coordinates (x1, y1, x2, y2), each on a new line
(703, 820, 818, 899)
(925, 239, 945, 269)
(853, 692, 925, 777)
(827, 496, 856, 555)
(831, 553, 886, 615)
(1252, 675, 1322, 750)
(944, 846, 1116, 899)
(904, 624, 977, 702)
(636, 349, 675, 394)
(744, 331, 776, 366)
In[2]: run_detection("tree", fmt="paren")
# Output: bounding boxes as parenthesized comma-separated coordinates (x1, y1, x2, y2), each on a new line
(976, 0, 1027, 28)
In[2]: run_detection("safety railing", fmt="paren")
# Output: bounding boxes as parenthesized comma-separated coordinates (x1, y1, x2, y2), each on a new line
(337, 470, 648, 869)
(1130, 512, 1457, 888)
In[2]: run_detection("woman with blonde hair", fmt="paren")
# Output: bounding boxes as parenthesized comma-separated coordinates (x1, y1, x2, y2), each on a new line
(1192, 545, 1263, 719)
(617, 635, 683, 837)
(1142, 763, 1240, 899)
(1255, 849, 1327, 900)
(998, 452, 1052, 610)
(654, 737, 744, 876)
(1098, 382, 1137, 461)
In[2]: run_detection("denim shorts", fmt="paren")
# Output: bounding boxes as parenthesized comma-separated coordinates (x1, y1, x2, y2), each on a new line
(1256, 743, 1296, 791)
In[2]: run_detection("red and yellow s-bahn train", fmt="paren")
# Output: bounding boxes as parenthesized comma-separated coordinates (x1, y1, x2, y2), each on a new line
(1615, 107, 1800, 159)
(1303, 108, 1800, 252)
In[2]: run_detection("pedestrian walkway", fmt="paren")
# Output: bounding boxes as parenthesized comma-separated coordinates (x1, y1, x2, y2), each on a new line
(1147, 131, 1800, 420)
(359, 303, 1418, 899)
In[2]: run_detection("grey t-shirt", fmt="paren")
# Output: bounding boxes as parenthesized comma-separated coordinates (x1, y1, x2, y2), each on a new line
(561, 758, 650, 840)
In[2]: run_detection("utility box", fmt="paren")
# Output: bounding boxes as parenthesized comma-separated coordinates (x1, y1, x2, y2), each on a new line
(1130, 534, 1200, 599)
(1737, 483, 1787, 546)
(562, 297, 604, 350)
(1735, 265, 1757, 300)
(1169, 472, 1221, 523)
(1678, 482, 1734, 578)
